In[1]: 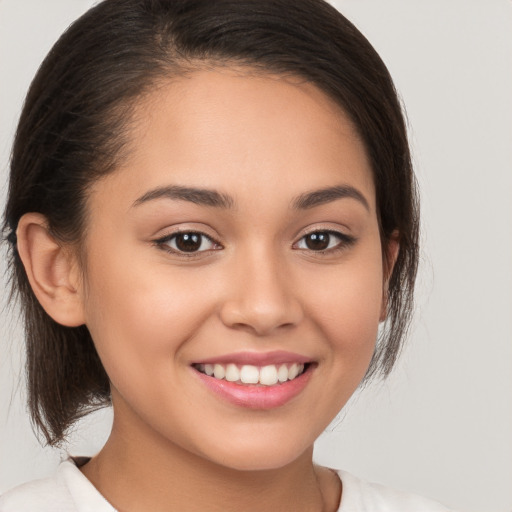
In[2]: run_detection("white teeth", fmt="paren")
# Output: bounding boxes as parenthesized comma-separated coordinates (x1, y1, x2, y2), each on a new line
(225, 363, 240, 382)
(213, 364, 225, 379)
(260, 365, 278, 386)
(198, 362, 308, 385)
(288, 363, 299, 380)
(240, 365, 259, 384)
(277, 364, 288, 382)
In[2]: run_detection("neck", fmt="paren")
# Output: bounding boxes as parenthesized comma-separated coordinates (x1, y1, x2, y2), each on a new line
(81, 410, 340, 512)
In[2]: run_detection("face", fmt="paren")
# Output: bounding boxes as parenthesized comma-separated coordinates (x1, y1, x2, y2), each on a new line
(79, 68, 388, 471)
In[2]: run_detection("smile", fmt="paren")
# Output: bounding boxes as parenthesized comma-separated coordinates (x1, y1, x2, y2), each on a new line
(193, 362, 307, 386)
(191, 352, 315, 409)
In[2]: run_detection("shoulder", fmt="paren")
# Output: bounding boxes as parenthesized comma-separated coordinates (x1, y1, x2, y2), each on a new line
(0, 460, 115, 512)
(336, 469, 456, 512)
(0, 471, 73, 512)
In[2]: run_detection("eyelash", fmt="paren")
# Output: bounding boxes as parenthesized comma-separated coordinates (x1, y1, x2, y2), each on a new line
(153, 230, 220, 257)
(153, 229, 356, 257)
(294, 230, 356, 255)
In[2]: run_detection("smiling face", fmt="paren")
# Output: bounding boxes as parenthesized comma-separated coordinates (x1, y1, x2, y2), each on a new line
(79, 68, 388, 471)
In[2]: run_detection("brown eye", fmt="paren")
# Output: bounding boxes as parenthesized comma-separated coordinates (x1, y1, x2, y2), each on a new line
(304, 232, 331, 251)
(295, 230, 355, 253)
(174, 233, 202, 252)
(158, 232, 218, 253)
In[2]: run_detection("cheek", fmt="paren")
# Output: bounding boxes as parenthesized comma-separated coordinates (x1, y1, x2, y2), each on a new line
(81, 249, 213, 386)
(302, 249, 384, 364)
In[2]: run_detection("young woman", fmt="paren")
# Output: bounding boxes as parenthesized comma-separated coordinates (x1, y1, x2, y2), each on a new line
(1, 0, 454, 510)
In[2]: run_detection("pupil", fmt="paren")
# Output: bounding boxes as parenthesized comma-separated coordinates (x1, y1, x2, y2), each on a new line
(306, 232, 329, 250)
(176, 233, 201, 252)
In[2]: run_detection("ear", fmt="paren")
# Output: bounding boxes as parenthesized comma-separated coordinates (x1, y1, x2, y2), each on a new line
(16, 213, 86, 327)
(380, 231, 400, 322)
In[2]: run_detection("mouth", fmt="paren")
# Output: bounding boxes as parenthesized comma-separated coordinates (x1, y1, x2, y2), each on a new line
(192, 362, 309, 386)
(191, 353, 316, 409)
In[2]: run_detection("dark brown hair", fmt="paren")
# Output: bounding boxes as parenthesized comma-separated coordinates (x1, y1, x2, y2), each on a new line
(2, 0, 419, 446)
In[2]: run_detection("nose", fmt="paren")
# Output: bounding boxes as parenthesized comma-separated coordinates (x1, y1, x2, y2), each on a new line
(219, 246, 304, 336)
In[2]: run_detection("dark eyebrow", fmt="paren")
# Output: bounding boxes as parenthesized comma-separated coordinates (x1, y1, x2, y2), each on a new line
(292, 185, 370, 211)
(132, 185, 235, 209)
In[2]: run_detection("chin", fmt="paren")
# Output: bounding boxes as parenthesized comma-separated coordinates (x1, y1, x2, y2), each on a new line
(200, 436, 313, 472)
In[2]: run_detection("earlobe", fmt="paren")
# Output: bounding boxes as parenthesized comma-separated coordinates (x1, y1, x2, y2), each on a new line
(16, 213, 86, 327)
(380, 231, 400, 322)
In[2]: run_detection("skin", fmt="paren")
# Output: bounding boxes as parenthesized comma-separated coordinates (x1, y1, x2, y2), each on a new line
(17, 68, 397, 511)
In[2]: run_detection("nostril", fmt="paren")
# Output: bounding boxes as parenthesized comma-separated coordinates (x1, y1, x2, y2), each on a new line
(218, 296, 304, 336)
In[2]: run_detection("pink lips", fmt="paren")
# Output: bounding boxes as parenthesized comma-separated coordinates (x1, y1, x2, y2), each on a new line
(194, 350, 311, 366)
(191, 351, 314, 410)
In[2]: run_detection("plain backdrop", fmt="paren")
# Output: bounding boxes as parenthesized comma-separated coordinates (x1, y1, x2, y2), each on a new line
(1, 1, 511, 511)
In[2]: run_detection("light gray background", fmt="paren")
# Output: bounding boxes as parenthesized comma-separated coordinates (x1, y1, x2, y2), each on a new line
(1, 1, 511, 511)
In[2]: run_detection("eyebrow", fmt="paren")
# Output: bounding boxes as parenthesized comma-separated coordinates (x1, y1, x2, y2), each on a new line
(132, 183, 369, 211)
(292, 185, 370, 211)
(132, 185, 235, 209)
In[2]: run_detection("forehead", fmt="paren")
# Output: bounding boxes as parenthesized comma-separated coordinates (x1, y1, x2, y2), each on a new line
(91, 68, 375, 212)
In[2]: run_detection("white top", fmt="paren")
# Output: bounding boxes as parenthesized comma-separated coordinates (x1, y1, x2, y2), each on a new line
(0, 460, 455, 511)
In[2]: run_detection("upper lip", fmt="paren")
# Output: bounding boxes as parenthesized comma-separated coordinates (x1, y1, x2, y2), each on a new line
(192, 350, 313, 366)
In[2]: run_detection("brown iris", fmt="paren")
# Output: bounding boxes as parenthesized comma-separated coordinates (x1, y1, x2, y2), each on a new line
(304, 232, 331, 251)
(175, 233, 202, 252)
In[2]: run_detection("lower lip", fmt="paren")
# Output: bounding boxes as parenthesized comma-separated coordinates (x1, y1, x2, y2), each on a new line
(193, 366, 314, 409)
